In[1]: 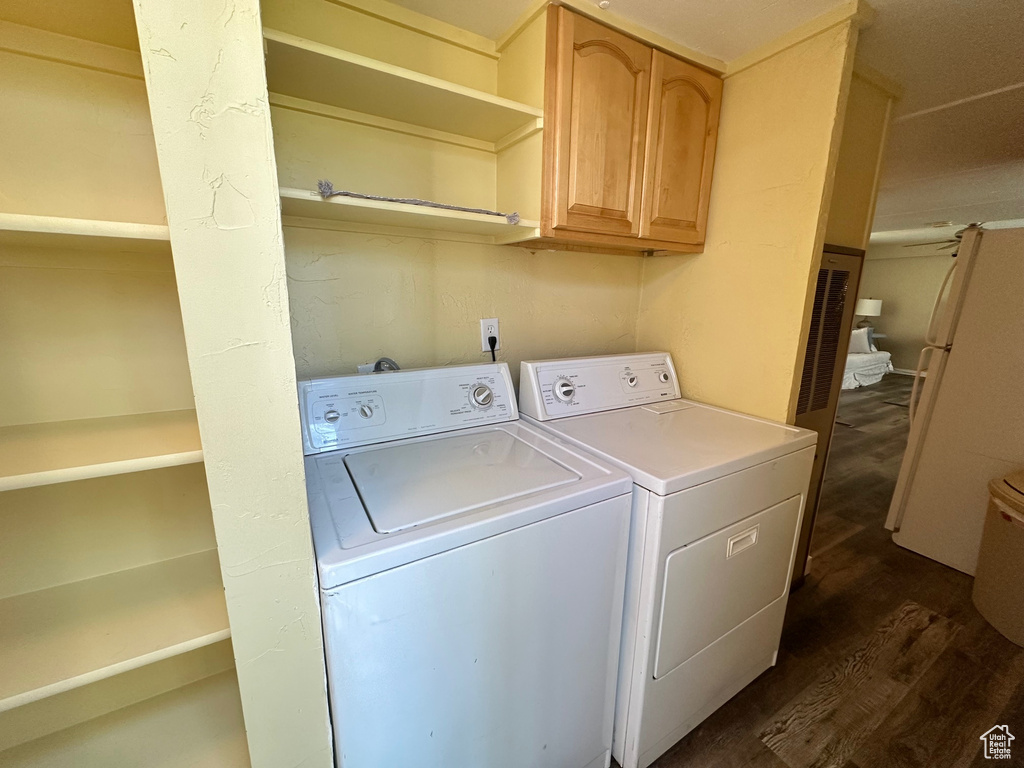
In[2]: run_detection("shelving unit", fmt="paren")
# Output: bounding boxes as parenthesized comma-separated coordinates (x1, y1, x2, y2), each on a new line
(265, 9, 545, 254)
(280, 186, 539, 243)
(264, 28, 542, 144)
(0, 549, 229, 712)
(0, 410, 203, 492)
(1, 3, 249, 765)
(0, 671, 250, 768)
(0, 212, 170, 252)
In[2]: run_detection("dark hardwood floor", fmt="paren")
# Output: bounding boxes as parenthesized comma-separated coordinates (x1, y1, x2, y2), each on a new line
(650, 375, 1024, 768)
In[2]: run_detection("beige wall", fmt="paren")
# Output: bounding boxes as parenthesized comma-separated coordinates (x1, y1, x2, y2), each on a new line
(636, 22, 857, 423)
(858, 246, 954, 370)
(285, 228, 644, 383)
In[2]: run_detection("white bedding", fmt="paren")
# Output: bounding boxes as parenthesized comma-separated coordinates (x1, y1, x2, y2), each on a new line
(843, 350, 893, 390)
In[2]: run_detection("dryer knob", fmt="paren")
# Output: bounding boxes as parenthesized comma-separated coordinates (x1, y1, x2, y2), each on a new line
(659, 371, 670, 384)
(626, 375, 638, 388)
(553, 378, 575, 403)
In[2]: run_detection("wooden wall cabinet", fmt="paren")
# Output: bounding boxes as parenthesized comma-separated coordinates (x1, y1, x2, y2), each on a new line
(542, 6, 722, 253)
(547, 11, 651, 238)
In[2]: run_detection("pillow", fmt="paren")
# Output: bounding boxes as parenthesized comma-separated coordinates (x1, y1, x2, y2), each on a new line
(849, 326, 872, 354)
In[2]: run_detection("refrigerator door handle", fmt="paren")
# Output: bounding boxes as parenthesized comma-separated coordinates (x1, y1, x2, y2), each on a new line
(925, 261, 958, 347)
(909, 346, 941, 427)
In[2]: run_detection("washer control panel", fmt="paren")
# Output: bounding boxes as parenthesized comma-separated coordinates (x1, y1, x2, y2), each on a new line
(519, 353, 680, 421)
(298, 363, 517, 454)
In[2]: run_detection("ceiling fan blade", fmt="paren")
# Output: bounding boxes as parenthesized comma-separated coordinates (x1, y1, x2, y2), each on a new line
(902, 239, 956, 248)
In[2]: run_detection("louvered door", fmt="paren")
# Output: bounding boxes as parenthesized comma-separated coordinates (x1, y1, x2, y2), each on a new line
(791, 248, 864, 586)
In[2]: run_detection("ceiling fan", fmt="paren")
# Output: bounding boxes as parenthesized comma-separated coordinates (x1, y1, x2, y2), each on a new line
(902, 224, 983, 253)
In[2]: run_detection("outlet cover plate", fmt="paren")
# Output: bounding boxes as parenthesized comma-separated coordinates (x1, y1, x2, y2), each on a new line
(480, 318, 500, 352)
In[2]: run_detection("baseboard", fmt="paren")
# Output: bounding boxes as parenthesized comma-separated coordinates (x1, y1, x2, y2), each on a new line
(892, 368, 918, 376)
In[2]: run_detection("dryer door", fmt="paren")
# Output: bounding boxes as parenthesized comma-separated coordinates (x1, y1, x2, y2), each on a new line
(653, 495, 801, 679)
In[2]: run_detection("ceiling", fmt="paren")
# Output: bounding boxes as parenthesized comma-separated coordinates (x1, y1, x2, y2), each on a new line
(856, 0, 1024, 235)
(392, 0, 1024, 238)
(389, 0, 850, 60)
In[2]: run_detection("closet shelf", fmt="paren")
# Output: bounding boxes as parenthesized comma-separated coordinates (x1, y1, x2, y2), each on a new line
(0, 549, 230, 714)
(0, 410, 203, 492)
(0, 670, 250, 768)
(0, 212, 170, 252)
(280, 187, 540, 243)
(263, 28, 543, 143)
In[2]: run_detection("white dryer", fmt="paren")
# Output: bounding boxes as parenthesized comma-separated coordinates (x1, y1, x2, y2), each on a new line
(519, 353, 816, 768)
(299, 362, 632, 768)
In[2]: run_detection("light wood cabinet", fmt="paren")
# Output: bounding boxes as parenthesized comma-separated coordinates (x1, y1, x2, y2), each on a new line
(641, 51, 722, 245)
(542, 6, 722, 253)
(546, 9, 651, 237)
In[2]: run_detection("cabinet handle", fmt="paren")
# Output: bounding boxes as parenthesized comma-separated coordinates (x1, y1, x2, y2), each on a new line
(727, 526, 759, 558)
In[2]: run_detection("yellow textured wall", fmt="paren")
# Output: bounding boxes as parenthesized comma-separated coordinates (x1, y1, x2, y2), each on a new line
(824, 71, 894, 249)
(858, 248, 954, 370)
(0, 248, 194, 427)
(636, 22, 857, 422)
(271, 105, 498, 210)
(0, 47, 165, 224)
(285, 228, 643, 383)
(0, 466, 214, 599)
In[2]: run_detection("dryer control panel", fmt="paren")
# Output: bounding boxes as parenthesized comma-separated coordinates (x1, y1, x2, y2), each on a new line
(519, 353, 680, 421)
(298, 363, 517, 454)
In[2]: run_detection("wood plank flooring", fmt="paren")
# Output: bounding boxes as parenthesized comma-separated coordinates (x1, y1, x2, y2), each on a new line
(648, 376, 1024, 768)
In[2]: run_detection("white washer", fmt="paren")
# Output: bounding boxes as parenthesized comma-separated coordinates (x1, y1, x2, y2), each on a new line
(519, 353, 816, 768)
(299, 362, 632, 768)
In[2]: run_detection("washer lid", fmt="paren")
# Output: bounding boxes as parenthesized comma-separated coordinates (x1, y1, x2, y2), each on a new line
(345, 429, 580, 533)
(537, 401, 816, 495)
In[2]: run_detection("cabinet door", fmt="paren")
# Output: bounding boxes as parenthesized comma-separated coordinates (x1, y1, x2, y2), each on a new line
(640, 51, 722, 244)
(545, 7, 651, 237)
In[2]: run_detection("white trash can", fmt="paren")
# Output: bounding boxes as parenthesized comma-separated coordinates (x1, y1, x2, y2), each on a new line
(973, 468, 1024, 647)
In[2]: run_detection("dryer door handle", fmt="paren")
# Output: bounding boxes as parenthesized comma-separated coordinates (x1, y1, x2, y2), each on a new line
(726, 525, 759, 558)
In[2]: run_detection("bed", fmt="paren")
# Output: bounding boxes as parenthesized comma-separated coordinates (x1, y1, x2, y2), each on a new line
(843, 327, 893, 390)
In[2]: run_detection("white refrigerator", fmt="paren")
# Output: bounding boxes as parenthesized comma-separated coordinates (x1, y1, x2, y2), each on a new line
(885, 225, 1024, 575)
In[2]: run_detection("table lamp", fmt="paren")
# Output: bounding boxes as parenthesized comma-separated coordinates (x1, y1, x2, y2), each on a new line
(855, 298, 882, 329)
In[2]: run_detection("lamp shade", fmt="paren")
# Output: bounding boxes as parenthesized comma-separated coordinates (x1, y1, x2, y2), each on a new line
(855, 298, 882, 317)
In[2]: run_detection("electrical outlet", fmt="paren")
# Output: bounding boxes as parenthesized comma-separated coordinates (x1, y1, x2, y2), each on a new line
(357, 363, 375, 374)
(480, 318, 500, 352)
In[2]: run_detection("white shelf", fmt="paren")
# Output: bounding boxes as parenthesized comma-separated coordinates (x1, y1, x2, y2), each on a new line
(0, 212, 170, 252)
(263, 28, 543, 144)
(0, 549, 230, 713)
(280, 187, 540, 243)
(0, 410, 203, 492)
(0, 670, 250, 768)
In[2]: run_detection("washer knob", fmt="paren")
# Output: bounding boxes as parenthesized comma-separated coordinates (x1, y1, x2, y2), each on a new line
(324, 409, 341, 423)
(553, 378, 575, 403)
(358, 404, 374, 419)
(471, 384, 493, 408)
(626, 374, 638, 388)
(659, 371, 670, 383)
